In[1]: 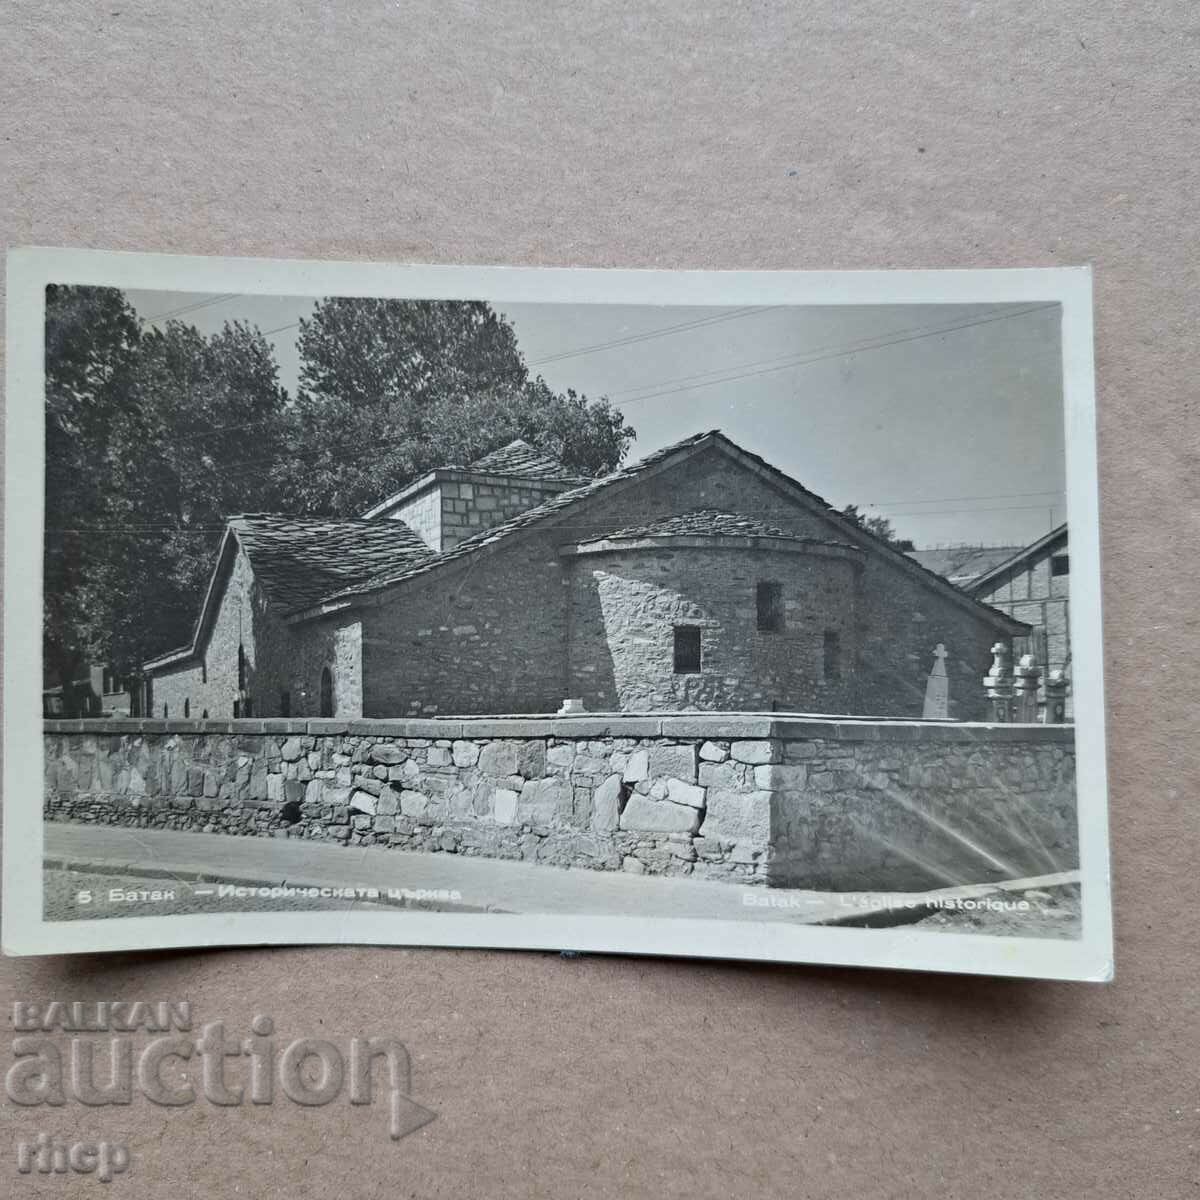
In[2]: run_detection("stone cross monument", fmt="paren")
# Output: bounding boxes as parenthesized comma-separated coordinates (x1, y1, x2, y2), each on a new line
(922, 643, 950, 719)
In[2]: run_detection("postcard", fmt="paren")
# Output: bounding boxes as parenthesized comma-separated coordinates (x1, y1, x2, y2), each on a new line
(3, 249, 1111, 979)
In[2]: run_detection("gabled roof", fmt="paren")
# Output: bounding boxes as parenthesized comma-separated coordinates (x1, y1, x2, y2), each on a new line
(588, 509, 850, 546)
(467, 439, 587, 482)
(144, 515, 434, 670)
(294, 430, 1028, 636)
(907, 544, 1025, 589)
(968, 523, 1068, 595)
(232, 515, 434, 611)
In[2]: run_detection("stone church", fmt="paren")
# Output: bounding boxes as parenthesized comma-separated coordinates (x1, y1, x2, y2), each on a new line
(144, 432, 1027, 722)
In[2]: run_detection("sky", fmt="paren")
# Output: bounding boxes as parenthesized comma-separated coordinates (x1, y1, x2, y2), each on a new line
(123, 288, 1066, 550)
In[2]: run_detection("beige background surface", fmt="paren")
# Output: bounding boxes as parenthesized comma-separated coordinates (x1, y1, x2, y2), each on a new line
(1, 3, 1197, 1196)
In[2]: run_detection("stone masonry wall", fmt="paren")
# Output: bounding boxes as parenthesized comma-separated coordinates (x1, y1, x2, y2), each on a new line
(356, 444, 1016, 719)
(44, 715, 1076, 891)
(152, 547, 363, 722)
(566, 543, 861, 712)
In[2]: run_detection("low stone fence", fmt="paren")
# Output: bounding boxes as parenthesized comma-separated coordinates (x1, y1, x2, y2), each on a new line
(43, 714, 1077, 891)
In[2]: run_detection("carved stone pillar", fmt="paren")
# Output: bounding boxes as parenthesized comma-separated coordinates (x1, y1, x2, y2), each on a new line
(1015, 653, 1041, 723)
(1043, 669, 1069, 724)
(983, 642, 1015, 722)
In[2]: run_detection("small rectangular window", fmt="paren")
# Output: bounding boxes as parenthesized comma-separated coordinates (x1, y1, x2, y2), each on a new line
(1051, 553, 1069, 577)
(674, 625, 702, 674)
(280, 690, 291, 718)
(756, 581, 784, 632)
(823, 630, 841, 680)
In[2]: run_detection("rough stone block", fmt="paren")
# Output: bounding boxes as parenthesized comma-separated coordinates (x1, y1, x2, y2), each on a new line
(699, 761, 741, 790)
(479, 742, 520, 778)
(619, 795, 701, 834)
(700, 789, 771, 843)
(591, 774, 623, 833)
(427, 747, 452, 767)
(368, 743, 405, 765)
(547, 743, 574, 770)
(493, 788, 519, 825)
(666, 778, 705, 809)
(731, 740, 778, 765)
(753, 764, 809, 790)
(284, 779, 306, 805)
(280, 737, 304, 762)
(452, 740, 480, 767)
(400, 790, 429, 818)
(648, 743, 697, 783)
(350, 789, 378, 816)
(699, 741, 729, 762)
(518, 740, 546, 778)
(517, 777, 571, 824)
(622, 749, 649, 782)
(375, 788, 399, 816)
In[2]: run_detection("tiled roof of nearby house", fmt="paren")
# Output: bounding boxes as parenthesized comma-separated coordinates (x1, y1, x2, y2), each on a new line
(586, 509, 852, 547)
(966, 523, 1069, 595)
(231, 514, 435, 613)
(907, 544, 1025, 589)
(467, 439, 588, 482)
(300, 430, 1026, 635)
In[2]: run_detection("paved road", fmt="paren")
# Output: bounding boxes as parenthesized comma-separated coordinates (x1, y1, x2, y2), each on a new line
(41, 822, 1081, 932)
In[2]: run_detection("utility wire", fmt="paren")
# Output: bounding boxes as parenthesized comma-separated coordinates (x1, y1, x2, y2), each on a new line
(612, 303, 1060, 407)
(141, 294, 241, 322)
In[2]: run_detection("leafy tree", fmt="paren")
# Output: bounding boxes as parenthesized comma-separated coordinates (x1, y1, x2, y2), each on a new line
(43, 288, 289, 710)
(44, 285, 141, 708)
(111, 319, 291, 662)
(284, 297, 635, 515)
(840, 504, 915, 552)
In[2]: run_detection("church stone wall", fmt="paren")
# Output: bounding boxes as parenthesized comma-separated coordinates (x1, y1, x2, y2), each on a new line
(357, 444, 1017, 719)
(150, 547, 362, 721)
(565, 542, 862, 712)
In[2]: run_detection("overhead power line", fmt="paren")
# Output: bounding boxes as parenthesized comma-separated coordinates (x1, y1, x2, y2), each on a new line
(141, 294, 241, 322)
(611, 303, 1060, 407)
(866, 488, 1065, 509)
(525, 307, 774, 367)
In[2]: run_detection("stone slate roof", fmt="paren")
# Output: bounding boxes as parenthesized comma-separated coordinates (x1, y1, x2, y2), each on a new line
(467, 439, 587, 483)
(907, 544, 1025, 589)
(296, 429, 1027, 636)
(585, 509, 852, 547)
(231, 514, 435, 613)
(315, 431, 720, 606)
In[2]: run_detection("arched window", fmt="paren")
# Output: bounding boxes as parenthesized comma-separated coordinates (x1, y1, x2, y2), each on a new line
(163, 703, 168, 719)
(319, 666, 334, 718)
(184, 699, 190, 718)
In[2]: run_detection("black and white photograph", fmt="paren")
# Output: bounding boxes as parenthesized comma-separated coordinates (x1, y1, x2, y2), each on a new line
(4, 251, 1110, 978)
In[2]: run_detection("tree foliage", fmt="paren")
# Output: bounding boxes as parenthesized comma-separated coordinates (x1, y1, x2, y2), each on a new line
(283, 297, 635, 515)
(839, 504, 915, 552)
(44, 290, 635, 710)
(44, 287, 288, 709)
